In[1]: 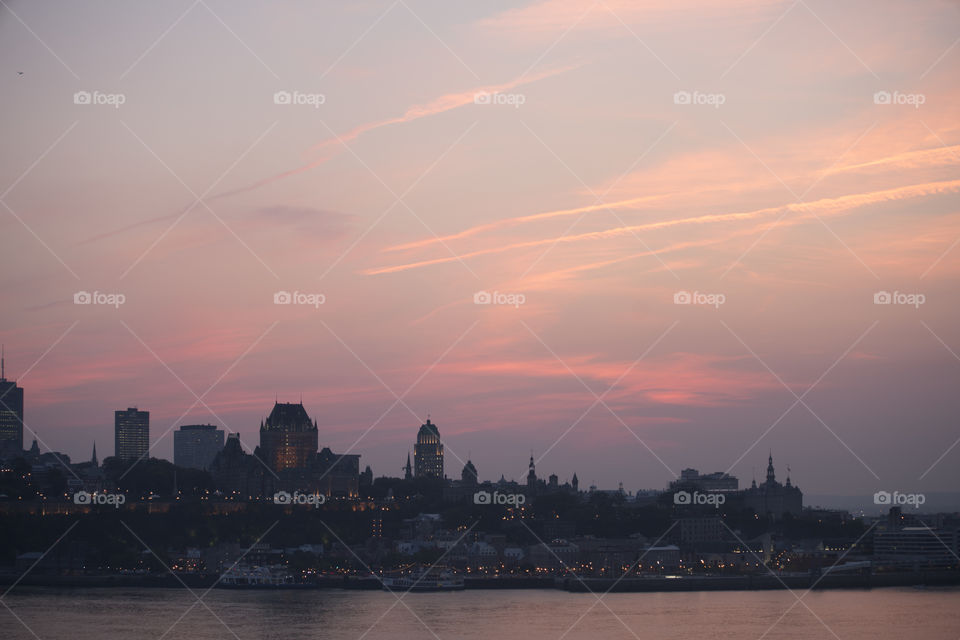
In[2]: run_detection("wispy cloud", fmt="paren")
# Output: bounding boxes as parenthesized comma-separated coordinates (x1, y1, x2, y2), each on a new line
(212, 64, 580, 200)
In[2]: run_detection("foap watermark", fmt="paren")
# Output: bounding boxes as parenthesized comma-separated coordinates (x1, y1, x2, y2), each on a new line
(874, 290, 925, 309)
(673, 490, 725, 508)
(274, 290, 325, 308)
(473, 91, 526, 108)
(73, 90, 126, 109)
(273, 90, 326, 108)
(674, 290, 725, 308)
(273, 490, 326, 508)
(874, 490, 925, 509)
(74, 491, 126, 508)
(873, 90, 925, 109)
(673, 90, 725, 108)
(474, 490, 526, 506)
(474, 290, 526, 308)
(74, 291, 125, 308)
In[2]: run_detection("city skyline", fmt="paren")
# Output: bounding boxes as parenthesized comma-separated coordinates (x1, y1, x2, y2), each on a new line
(2, 4, 959, 639)
(0, 345, 958, 500)
(2, 1, 959, 501)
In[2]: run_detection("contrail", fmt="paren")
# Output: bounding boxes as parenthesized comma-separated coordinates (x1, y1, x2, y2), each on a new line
(384, 143, 960, 254)
(364, 178, 960, 275)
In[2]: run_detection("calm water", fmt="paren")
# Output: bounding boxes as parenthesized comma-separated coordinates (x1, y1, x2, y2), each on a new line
(3, 587, 959, 639)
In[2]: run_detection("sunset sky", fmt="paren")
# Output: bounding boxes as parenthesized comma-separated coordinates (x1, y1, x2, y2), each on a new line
(1, 0, 959, 500)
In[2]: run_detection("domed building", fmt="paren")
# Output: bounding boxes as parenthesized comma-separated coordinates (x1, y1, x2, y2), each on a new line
(414, 417, 444, 478)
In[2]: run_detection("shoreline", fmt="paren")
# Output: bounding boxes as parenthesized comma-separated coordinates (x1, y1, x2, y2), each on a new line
(2, 571, 958, 593)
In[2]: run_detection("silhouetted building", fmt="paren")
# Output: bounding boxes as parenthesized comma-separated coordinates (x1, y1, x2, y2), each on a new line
(360, 465, 373, 487)
(174, 424, 225, 470)
(741, 453, 802, 518)
(670, 468, 738, 492)
(212, 403, 360, 499)
(114, 407, 149, 460)
(211, 434, 269, 498)
(0, 348, 24, 455)
(526, 455, 537, 494)
(462, 459, 478, 485)
(414, 418, 443, 478)
(313, 447, 360, 497)
(259, 402, 318, 471)
(404, 452, 413, 480)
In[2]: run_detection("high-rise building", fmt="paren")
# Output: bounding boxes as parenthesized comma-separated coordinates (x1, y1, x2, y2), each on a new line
(114, 407, 149, 461)
(414, 418, 443, 478)
(174, 424, 225, 470)
(0, 347, 24, 454)
(259, 402, 318, 471)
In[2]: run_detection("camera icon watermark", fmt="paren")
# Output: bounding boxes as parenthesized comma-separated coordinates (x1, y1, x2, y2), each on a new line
(473, 290, 526, 308)
(273, 290, 325, 308)
(673, 90, 725, 108)
(674, 290, 725, 308)
(873, 290, 925, 309)
(874, 490, 925, 509)
(873, 90, 924, 109)
(273, 90, 325, 108)
(673, 490, 725, 508)
(473, 490, 526, 506)
(473, 91, 526, 108)
(74, 491, 126, 508)
(74, 291, 126, 308)
(73, 90, 126, 109)
(273, 490, 325, 508)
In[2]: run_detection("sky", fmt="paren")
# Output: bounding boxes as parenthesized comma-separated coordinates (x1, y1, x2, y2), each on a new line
(1, 0, 959, 501)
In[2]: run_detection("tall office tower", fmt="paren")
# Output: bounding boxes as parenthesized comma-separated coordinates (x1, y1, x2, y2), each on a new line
(0, 347, 24, 454)
(414, 417, 443, 478)
(174, 424, 225, 470)
(115, 407, 150, 461)
(259, 402, 318, 471)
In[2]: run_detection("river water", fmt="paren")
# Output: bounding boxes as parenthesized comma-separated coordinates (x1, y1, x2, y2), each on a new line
(3, 587, 959, 639)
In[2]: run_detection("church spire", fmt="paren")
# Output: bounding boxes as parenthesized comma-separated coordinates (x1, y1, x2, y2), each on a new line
(766, 451, 776, 485)
(91, 441, 98, 467)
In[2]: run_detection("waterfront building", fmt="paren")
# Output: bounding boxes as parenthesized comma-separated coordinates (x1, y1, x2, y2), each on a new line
(874, 526, 959, 568)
